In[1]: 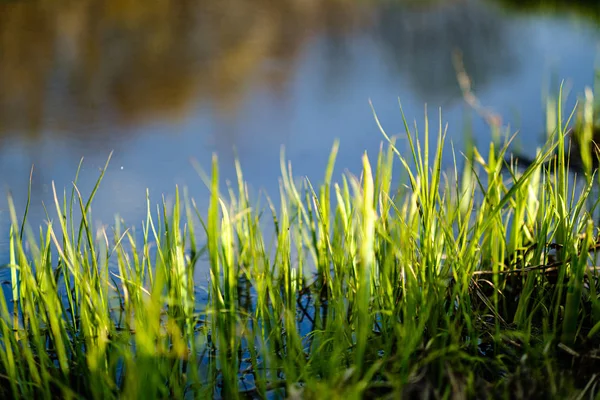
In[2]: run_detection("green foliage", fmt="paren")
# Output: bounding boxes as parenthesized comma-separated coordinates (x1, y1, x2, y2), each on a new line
(1, 92, 600, 399)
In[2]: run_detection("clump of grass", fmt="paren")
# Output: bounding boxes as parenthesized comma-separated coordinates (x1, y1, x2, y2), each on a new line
(1, 88, 600, 399)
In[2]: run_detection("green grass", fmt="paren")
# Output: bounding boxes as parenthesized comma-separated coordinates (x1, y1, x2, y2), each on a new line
(1, 89, 600, 399)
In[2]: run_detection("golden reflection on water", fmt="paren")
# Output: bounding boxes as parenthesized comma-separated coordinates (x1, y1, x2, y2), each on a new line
(2, 0, 589, 141)
(0, 0, 374, 137)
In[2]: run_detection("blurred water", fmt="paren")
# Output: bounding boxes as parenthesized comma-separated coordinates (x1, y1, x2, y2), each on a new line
(0, 0, 599, 280)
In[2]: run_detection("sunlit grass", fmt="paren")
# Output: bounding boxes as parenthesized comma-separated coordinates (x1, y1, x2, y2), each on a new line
(1, 89, 600, 399)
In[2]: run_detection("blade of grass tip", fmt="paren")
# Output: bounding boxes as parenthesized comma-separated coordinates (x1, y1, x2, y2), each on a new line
(412, 116, 425, 184)
(18, 165, 34, 242)
(147, 196, 167, 275)
(369, 100, 402, 159)
(323, 139, 339, 214)
(218, 197, 236, 331)
(430, 109, 448, 210)
(207, 153, 223, 308)
(314, 140, 339, 284)
(77, 152, 113, 249)
(70, 157, 85, 246)
(424, 103, 429, 190)
(143, 188, 155, 285)
(279, 146, 302, 213)
(183, 186, 198, 267)
(396, 100, 425, 191)
(234, 157, 253, 256)
(480, 138, 560, 234)
(73, 184, 98, 272)
(578, 88, 594, 176)
(190, 157, 213, 192)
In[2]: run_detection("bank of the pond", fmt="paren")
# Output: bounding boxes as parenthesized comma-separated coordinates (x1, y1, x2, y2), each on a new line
(1, 102, 600, 399)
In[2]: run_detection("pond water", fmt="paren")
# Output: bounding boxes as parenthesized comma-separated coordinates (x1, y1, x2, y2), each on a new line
(0, 0, 599, 277)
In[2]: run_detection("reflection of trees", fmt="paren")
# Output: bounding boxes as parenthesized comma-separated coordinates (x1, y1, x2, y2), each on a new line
(494, 0, 600, 23)
(0, 4, 55, 135)
(0, 0, 366, 139)
(372, 0, 516, 104)
(5, 0, 590, 143)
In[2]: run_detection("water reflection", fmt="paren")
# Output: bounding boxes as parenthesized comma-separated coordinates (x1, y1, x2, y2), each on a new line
(0, 0, 599, 274)
(498, 0, 600, 22)
(374, 0, 516, 103)
(0, 0, 369, 136)
(0, 0, 525, 138)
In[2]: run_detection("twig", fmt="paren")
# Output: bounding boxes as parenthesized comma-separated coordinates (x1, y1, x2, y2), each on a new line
(452, 49, 503, 130)
(473, 263, 600, 276)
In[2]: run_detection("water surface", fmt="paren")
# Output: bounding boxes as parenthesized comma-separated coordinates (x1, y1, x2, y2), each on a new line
(1, 0, 599, 277)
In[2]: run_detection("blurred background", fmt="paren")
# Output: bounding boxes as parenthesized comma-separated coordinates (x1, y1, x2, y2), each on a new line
(0, 0, 599, 263)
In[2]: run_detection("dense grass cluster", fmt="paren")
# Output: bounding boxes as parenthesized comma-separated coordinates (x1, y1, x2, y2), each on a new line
(1, 92, 600, 399)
